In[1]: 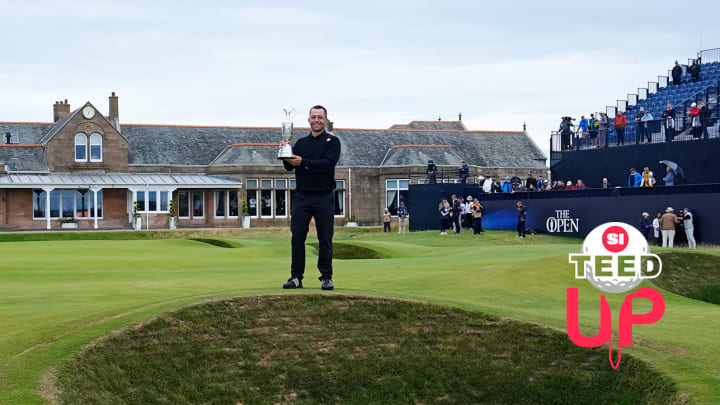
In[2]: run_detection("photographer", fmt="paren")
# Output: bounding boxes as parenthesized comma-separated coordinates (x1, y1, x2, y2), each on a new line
(425, 160, 437, 184)
(559, 116, 574, 150)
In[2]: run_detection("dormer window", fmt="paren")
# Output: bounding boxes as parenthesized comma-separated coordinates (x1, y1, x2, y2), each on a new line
(74, 133, 87, 161)
(89, 133, 103, 162)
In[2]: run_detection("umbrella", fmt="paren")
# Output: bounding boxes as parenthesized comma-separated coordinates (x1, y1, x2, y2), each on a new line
(659, 160, 685, 178)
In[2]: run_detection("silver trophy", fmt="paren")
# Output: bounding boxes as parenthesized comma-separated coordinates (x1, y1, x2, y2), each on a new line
(278, 108, 296, 159)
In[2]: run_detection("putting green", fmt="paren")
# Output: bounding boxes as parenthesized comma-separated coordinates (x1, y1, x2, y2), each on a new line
(0, 230, 718, 404)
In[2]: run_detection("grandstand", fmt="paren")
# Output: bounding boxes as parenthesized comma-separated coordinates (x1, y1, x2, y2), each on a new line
(551, 48, 720, 187)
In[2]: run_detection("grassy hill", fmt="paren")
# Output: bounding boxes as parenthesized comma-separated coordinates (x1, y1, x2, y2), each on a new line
(0, 229, 718, 404)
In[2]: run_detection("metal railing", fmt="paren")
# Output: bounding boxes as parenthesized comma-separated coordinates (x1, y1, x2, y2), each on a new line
(698, 48, 720, 63)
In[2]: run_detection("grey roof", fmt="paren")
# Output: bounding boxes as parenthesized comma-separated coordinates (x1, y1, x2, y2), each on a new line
(0, 146, 48, 171)
(0, 122, 54, 145)
(0, 173, 242, 188)
(381, 146, 464, 166)
(211, 144, 283, 166)
(0, 119, 546, 171)
(390, 121, 467, 130)
(38, 109, 82, 144)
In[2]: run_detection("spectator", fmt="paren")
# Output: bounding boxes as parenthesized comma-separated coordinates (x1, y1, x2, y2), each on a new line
(525, 172, 536, 191)
(458, 160, 470, 183)
(671, 61, 683, 85)
(639, 212, 652, 243)
(635, 107, 645, 141)
(614, 111, 628, 145)
(451, 195, 462, 234)
(471, 198, 484, 235)
(641, 110, 654, 143)
(663, 166, 676, 186)
(554, 180, 565, 191)
(510, 173, 522, 188)
(640, 167, 655, 187)
(536, 175, 546, 191)
(397, 201, 408, 234)
(516, 201, 527, 238)
(383, 209, 391, 232)
(598, 112, 608, 147)
(682, 208, 696, 249)
(492, 179, 503, 194)
(501, 176, 513, 193)
(588, 114, 599, 147)
(463, 196, 474, 229)
(425, 160, 438, 184)
(483, 174, 493, 193)
(577, 116, 588, 146)
(565, 180, 575, 190)
(689, 102, 702, 139)
(559, 117, 574, 150)
(700, 102, 710, 139)
(439, 199, 451, 235)
(628, 168, 642, 187)
(601, 177, 611, 188)
(661, 207, 680, 247)
(652, 212, 662, 246)
(575, 179, 586, 190)
(661, 103, 675, 142)
(689, 60, 701, 83)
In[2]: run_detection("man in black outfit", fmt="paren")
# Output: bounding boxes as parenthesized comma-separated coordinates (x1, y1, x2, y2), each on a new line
(671, 61, 683, 86)
(281, 105, 341, 291)
(516, 201, 527, 238)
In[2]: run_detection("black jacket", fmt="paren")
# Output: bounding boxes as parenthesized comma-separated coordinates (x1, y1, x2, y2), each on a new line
(283, 131, 341, 192)
(672, 65, 683, 79)
(689, 63, 701, 77)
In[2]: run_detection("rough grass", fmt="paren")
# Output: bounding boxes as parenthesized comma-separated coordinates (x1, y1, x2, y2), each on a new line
(653, 252, 720, 305)
(54, 295, 679, 405)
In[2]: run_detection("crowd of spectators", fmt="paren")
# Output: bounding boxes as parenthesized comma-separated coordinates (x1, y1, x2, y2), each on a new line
(640, 207, 696, 249)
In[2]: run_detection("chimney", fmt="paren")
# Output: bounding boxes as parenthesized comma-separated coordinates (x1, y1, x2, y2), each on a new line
(458, 112, 462, 121)
(5, 132, 11, 144)
(53, 100, 70, 122)
(108, 92, 120, 131)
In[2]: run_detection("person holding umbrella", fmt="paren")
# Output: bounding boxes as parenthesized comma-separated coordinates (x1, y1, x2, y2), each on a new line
(660, 160, 683, 186)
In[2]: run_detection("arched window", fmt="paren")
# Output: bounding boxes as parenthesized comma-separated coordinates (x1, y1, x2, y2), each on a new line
(74, 133, 87, 161)
(89, 133, 102, 162)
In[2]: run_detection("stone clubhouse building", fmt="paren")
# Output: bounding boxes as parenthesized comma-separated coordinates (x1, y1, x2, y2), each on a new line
(0, 93, 546, 231)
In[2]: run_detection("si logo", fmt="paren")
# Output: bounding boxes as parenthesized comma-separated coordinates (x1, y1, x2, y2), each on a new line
(566, 222, 665, 369)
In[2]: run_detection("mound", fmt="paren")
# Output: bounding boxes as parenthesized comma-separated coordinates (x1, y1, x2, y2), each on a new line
(54, 295, 678, 405)
(189, 238, 238, 248)
(309, 242, 383, 259)
(654, 252, 720, 305)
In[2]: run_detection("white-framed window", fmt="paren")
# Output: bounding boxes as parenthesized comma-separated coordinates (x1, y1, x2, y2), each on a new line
(228, 190, 239, 218)
(135, 190, 170, 213)
(334, 180, 345, 217)
(178, 191, 190, 218)
(260, 179, 273, 217)
(246, 179, 258, 217)
(214, 191, 226, 218)
(39, 189, 103, 219)
(385, 179, 409, 216)
(75, 133, 87, 161)
(89, 133, 102, 162)
(275, 179, 288, 217)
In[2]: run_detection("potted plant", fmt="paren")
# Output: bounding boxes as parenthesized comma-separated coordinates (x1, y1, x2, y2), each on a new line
(241, 200, 251, 229)
(133, 201, 142, 231)
(168, 199, 178, 230)
(59, 217, 78, 229)
(345, 215, 358, 227)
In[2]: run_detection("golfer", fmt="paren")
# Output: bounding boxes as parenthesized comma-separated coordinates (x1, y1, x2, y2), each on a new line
(281, 105, 341, 290)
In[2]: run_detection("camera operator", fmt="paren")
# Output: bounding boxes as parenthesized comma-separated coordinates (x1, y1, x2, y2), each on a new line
(425, 160, 437, 184)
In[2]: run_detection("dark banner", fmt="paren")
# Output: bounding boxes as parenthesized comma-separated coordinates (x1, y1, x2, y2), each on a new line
(408, 184, 720, 244)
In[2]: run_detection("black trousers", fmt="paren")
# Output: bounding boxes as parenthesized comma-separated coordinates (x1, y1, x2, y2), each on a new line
(291, 191, 334, 281)
(473, 216, 483, 234)
(441, 215, 450, 232)
(517, 220, 526, 237)
(452, 213, 461, 233)
(616, 128, 625, 145)
(384, 222, 391, 232)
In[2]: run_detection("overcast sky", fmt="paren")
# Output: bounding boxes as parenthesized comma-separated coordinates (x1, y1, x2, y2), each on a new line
(2, 1, 720, 160)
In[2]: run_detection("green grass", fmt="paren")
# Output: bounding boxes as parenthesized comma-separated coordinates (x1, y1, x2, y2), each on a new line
(653, 252, 720, 305)
(54, 295, 678, 405)
(0, 229, 718, 404)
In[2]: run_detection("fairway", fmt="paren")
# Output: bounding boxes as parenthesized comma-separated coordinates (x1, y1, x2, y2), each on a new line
(1, 230, 719, 404)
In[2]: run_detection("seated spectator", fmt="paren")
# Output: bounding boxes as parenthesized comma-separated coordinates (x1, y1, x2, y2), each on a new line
(628, 168, 642, 187)
(554, 180, 565, 190)
(601, 177, 611, 188)
(565, 180, 575, 190)
(575, 179, 586, 190)
(457, 161, 469, 183)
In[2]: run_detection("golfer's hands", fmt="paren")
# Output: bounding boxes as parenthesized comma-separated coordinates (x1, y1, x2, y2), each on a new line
(284, 155, 302, 166)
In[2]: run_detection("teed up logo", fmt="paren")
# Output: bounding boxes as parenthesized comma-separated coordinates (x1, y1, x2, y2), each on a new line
(566, 222, 665, 369)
